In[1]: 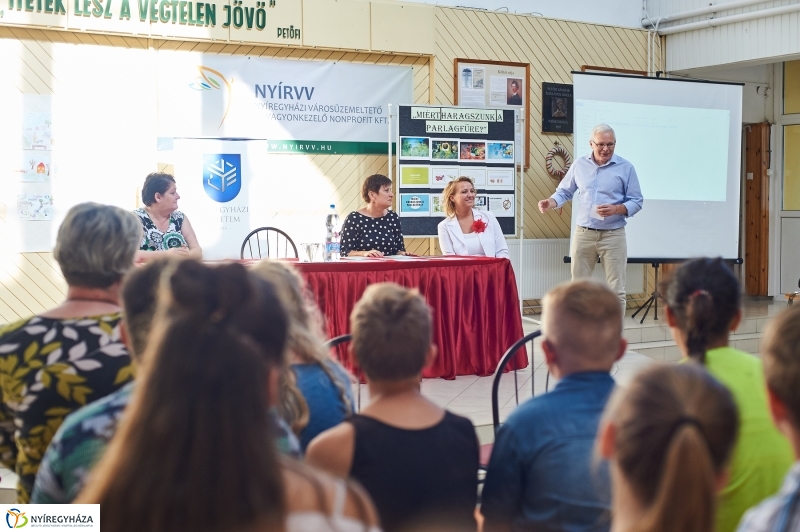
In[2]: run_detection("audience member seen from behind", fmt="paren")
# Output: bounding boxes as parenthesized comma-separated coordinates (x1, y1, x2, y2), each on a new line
(437, 177, 509, 258)
(0, 203, 140, 503)
(76, 261, 378, 532)
(31, 259, 300, 504)
(339, 174, 410, 257)
(134, 172, 201, 262)
(662, 258, 793, 532)
(737, 305, 800, 532)
(307, 283, 479, 532)
(598, 364, 739, 532)
(252, 260, 354, 451)
(31, 258, 173, 503)
(481, 280, 626, 532)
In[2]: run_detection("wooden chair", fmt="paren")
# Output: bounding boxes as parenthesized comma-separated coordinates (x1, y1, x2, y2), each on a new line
(240, 227, 298, 260)
(323, 334, 360, 412)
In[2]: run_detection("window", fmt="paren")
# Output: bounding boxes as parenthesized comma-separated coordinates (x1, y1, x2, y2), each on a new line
(784, 61, 800, 114)
(783, 125, 800, 210)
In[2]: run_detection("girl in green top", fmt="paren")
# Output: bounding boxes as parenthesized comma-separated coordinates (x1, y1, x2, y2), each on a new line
(662, 258, 794, 532)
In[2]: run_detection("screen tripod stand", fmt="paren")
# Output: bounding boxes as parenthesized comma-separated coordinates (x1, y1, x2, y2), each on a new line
(631, 263, 660, 324)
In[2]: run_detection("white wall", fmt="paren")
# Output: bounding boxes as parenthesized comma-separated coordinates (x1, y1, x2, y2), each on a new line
(645, 0, 800, 71)
(671, 64, 774, 124)
(401, 0, 644, 28)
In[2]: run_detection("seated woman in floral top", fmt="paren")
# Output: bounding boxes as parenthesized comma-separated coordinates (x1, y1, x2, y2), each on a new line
(134, 172, 202, 263)
(0, 203, 140, 502)
(31, 259, 301, 504)
(339, 174, 410, 258)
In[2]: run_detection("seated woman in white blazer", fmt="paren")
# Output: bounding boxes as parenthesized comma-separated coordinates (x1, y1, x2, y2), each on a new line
(437, 177, 509, 259)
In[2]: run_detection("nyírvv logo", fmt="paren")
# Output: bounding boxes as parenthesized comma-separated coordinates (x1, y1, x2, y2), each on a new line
(203, 154, 241, 203)
(6, 509, 27, 529)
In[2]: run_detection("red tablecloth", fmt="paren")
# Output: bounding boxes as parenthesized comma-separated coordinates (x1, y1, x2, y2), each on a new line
(295, 256, 528, 380)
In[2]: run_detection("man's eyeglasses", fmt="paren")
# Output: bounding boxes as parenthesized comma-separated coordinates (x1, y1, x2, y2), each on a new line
(591, 142, 616, 149)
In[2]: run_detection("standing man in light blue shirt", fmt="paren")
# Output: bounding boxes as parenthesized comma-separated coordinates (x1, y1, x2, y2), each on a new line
(538, 124, 643, 313)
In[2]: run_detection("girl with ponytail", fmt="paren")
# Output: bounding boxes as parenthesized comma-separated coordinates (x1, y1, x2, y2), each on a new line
(77, 261, 378, 532)
(661, 258, 793, 532)
(252, 260, 355, 451)
(598, 364, 739, 532)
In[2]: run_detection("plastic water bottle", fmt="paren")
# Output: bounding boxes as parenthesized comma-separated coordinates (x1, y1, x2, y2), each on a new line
(325, 204, 341, 262)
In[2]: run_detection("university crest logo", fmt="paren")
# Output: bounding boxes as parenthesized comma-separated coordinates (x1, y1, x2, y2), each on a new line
(203, 154, 241, 203)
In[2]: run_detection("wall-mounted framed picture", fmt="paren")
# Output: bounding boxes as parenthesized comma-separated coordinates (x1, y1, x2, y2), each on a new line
(454, 59, 530, 169)
(542, 82, 573, 133)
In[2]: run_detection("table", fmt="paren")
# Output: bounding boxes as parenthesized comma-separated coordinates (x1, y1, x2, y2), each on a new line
(294, 256, 528, 380)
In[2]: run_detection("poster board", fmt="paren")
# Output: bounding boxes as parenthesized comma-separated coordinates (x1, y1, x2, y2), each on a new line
(396, 105, 517, 237)
(454, 59, 530, 168)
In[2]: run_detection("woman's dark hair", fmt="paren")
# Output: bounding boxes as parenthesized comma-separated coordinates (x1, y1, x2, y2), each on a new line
(361, 174, 393, 203)
(660, 258, 741, 363)
(141, 172, 176, 206)
(77, 261, 290, 532)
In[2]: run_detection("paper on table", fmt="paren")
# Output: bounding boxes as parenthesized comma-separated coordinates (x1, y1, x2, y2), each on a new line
(590, 205, 605, 220)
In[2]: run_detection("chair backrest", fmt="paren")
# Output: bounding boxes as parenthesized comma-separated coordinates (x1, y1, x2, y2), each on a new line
(323, 334, 352, 350)
(492, 330, 542, 436)
(240, 227, 298, 260)
(323, 334, 361, 412)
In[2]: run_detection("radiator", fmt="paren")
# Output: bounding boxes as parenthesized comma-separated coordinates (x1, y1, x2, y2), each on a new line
(507, 239, 645, 300)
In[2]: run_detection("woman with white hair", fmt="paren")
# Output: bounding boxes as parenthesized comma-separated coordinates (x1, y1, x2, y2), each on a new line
(0, 203, 140, 502)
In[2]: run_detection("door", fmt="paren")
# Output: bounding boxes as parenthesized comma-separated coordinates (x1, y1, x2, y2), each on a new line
(744, 122, 770, 296)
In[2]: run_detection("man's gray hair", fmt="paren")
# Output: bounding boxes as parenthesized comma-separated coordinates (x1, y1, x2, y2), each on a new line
(591, 123, 616, 140)
(54, 203, 142, 289)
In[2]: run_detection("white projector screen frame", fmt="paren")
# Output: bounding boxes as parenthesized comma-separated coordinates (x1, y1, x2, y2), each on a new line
(570, 72, 743, 261)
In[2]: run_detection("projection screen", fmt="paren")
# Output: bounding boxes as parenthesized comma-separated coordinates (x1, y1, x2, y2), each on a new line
(571, 72, 743, 261)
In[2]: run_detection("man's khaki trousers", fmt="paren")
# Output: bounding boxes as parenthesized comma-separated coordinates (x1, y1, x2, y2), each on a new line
(569, 226, 627, 314)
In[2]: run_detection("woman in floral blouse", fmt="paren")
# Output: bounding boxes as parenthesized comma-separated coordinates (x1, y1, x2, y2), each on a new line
(0, 203, 140, 502)
(134, 172, 202, 263)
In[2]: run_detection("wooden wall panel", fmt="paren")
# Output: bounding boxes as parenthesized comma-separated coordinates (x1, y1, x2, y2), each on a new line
(434, 9, 651, 241)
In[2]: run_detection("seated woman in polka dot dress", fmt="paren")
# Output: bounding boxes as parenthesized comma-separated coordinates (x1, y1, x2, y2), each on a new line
(340, 174, 411, 257)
